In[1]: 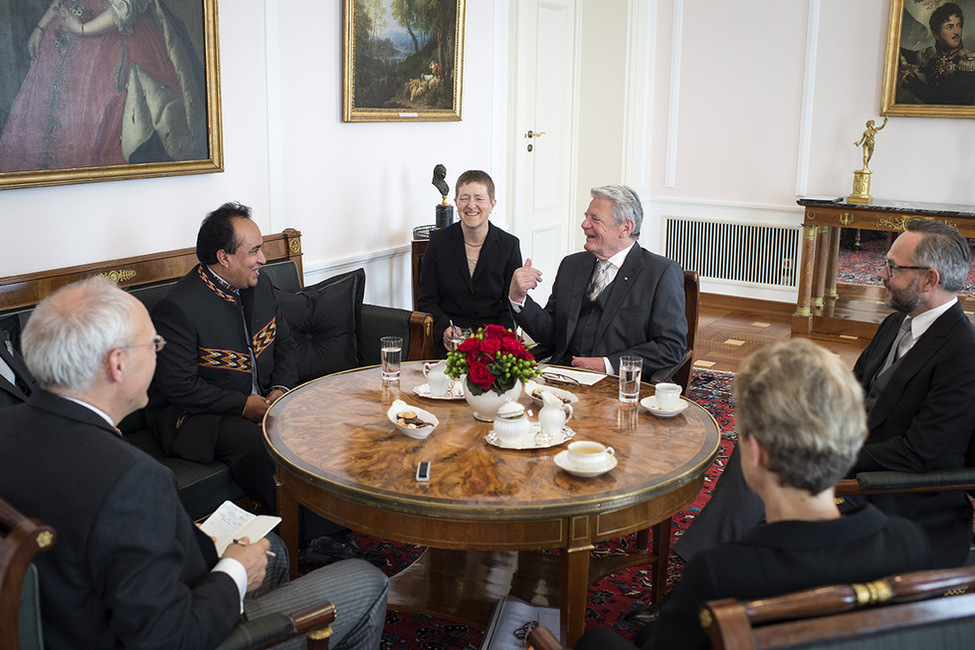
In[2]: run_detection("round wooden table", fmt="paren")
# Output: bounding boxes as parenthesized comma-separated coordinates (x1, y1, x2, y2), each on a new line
(264, 362, 720, 644)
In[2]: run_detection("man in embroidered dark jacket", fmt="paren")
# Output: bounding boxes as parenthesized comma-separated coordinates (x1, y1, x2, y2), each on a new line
(147, 202, 298, 512)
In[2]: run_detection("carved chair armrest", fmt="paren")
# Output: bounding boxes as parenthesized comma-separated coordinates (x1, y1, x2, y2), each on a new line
(215, 602, 336, 650)
(835, 468, 975, 496)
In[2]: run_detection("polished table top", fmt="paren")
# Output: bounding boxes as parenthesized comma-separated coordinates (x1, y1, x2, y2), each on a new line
(265, 362, 721, 643)
(264, 363, 720, 528)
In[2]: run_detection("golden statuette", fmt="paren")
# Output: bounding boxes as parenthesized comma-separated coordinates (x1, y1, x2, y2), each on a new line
(848, 116, 888, 205)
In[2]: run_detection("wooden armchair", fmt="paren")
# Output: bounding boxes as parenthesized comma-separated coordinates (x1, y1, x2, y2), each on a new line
(701, 565, 975, 650)
(625, 272, 702, 607)
(834, 433, 975, 566)
(0, 495, 337, 650)
(651, 270, 700, 395)
(0, 495, 55, 650)
(834, 433, 975, 499)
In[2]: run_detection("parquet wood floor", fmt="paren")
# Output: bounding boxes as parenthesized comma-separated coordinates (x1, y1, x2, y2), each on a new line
(697, 284, 975, 374)
(694, 293, 871, 374)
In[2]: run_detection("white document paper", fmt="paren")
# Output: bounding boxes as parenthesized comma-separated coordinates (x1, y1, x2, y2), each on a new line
(480, 595, 560, 650)
(539, 365, 606, 386)
(199, 501, 281, 555)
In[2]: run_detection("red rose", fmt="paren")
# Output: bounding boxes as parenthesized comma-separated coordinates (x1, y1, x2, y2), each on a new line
(468, 362, 495, 390)
(483, 324, 507, 340)
(479, 336, 502, 357)
(500, 337, 523, 356)
(457, 337, 478, 354)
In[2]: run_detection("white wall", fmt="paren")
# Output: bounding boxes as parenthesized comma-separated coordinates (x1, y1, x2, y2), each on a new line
(2, 0, 974, 307)
(574, 0, 627, 249)
(0, 0, 505, 311)
(268, 2, 505, 305)
(0, 0, 274, 279)
(631, 0, 975, 301)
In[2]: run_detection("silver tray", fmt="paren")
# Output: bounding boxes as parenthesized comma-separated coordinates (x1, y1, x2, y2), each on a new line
(484, 423, 575, 450)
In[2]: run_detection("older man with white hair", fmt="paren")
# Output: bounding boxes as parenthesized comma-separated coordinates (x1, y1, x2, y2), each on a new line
(508, 184, 686, 376)
(0, 278, 387, 649)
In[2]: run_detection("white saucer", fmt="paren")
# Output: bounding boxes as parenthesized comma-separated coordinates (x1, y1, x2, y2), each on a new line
(641, 395, 689, 418)
(485, 424, 575, 450)
(413, 382, 465, 400)
(553, 450, 617, 477)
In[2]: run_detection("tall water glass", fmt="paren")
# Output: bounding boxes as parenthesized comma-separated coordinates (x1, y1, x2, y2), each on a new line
(381, 336, 402, 383)
(618, 355, 643, 403)
(450, 327, 473, 352)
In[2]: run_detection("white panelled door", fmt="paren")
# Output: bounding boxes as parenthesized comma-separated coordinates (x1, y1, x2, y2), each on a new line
(509, 0, 578, 307)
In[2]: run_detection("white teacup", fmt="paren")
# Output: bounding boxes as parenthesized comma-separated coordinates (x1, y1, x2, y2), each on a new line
(654, 382, 682, 411)
(423, 360, 451, 397)
(566, 441, 615, 471)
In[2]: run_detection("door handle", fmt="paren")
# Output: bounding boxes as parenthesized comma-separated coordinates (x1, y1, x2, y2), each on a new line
(525, 130, 547, 138)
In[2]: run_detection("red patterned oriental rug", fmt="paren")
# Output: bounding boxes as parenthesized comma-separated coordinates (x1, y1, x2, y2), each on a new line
(837, 238, 975, 295)
(307, 370, 738, 649)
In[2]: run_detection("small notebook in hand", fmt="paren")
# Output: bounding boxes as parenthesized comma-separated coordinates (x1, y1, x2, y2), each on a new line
(199, 500, 281, 555)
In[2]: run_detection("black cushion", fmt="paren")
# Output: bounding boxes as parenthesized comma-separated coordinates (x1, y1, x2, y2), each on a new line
(275, 269, 366, 384)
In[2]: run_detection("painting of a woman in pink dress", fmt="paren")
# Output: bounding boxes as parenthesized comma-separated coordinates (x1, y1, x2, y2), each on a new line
(0, 0, 208, 173)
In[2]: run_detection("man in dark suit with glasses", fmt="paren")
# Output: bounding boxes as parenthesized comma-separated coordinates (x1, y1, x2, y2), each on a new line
(672, 219, 975, 577)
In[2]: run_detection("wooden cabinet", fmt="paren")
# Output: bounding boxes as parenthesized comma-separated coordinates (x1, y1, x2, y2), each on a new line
(411, 239, 428, 310)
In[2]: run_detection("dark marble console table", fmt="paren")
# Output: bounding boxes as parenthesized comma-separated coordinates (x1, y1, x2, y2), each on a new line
(793, 197, 975, 337)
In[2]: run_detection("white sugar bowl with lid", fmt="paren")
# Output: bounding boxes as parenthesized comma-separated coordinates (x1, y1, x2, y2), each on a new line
(493, 401, 531, 445)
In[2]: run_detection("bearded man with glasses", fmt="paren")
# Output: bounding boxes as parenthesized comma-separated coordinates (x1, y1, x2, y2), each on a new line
(667, 219, 975, 596)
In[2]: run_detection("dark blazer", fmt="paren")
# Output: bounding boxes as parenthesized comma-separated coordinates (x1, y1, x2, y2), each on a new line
(0, 390, 241, 649)
(418, 222, 522, 357)
(147, 265, 298, 460)
(0, 342, 34, 408)
(514, 245, 686, 375)
(852, 300, 975, 565)
(576, 506, 935, 650)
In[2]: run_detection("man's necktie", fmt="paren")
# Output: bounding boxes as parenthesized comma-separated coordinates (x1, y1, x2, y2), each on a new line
(0, 350, 16, 386)
(587, 260, 612, 301)
(878, 316, 912, 376)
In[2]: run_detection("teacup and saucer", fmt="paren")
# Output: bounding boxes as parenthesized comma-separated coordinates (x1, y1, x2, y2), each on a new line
(641, 382, 688, 417)
(554, 440, 617, 478)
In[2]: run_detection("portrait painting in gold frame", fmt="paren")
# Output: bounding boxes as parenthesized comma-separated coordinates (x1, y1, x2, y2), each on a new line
(882, 0, 975, 118)
(0, 0, 222, 190)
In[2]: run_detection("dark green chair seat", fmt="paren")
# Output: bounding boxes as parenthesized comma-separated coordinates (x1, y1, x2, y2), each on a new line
(125, 430, 244, 520)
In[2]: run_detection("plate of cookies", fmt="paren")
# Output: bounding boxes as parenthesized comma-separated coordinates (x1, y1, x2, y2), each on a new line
(387, 399, 439, 440)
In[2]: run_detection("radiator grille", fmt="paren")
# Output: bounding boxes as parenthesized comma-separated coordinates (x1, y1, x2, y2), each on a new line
(664, 218, 800, 288)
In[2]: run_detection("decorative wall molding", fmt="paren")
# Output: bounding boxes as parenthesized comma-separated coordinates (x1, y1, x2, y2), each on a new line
(621, 0, 655, 192)
(664, 0, 683, 189)
(795, 0, 820, 197)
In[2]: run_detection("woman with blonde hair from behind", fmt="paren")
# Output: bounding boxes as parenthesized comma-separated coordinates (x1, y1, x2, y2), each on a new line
(575, 339, 935, 650)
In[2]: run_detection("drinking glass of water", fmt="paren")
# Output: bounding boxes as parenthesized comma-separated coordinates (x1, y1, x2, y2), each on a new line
(618, 355, 642, 403)
(450, 327, 472, 352)
(381, 336, 403, 383)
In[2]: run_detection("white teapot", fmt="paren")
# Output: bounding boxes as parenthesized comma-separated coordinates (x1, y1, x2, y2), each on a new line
(423, 359, 451, 397)
(538, 390, 573, 435)
(493, 401, 531, 445)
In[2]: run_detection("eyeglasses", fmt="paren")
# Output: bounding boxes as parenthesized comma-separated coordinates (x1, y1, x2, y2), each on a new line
(882, 259, 930, 275)
(120, 335, 166, 352)
(541, 371, 580, 386)
(513, 618, 539, 645)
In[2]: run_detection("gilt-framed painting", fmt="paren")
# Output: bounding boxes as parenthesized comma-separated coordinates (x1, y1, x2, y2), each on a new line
(343, 0, 466, 122)
(882, 0, 975, 118)
(0, 0, 222, 190)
